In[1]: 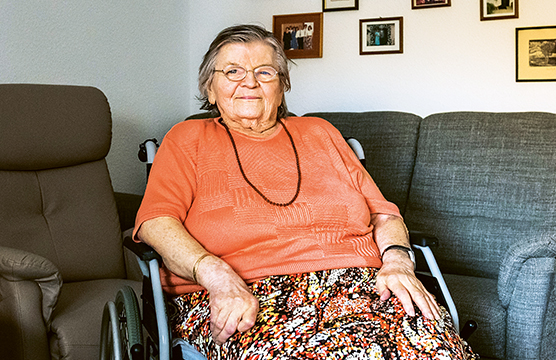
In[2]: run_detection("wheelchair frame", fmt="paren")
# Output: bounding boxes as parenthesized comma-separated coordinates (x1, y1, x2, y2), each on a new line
(99, 137, 475, 360)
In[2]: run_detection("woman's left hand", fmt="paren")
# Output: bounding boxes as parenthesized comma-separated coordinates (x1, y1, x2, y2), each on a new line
(371, 214, 441, 320)
(376, 249, 441, 320)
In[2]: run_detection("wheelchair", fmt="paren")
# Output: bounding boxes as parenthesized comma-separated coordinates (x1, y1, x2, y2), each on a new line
(99, 137, 476, 360)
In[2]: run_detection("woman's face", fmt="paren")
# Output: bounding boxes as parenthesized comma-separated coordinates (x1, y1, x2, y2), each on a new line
(208, 41, 284, 137)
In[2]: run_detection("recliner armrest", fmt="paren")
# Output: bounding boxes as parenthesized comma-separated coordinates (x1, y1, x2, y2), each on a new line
(0, 246, 62, 327)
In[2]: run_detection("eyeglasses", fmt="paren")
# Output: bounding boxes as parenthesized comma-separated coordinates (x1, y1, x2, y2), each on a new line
(213, 65, 279, 82)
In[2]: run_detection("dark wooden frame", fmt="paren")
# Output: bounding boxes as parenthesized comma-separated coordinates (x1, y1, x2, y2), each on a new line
(411, 0, 451, 10)
(516, 26, 556, 82)
(480, 0, 519, 21)
(323, 0, 359, 12)
(359, 17, 404, 55)
(273, 12, 323, 59)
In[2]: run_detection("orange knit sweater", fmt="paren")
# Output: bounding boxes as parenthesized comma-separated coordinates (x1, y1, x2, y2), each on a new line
(134, 117, 401, 295)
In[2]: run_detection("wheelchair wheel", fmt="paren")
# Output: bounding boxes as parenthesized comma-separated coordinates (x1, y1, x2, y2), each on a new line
(100, 285, 143, 360)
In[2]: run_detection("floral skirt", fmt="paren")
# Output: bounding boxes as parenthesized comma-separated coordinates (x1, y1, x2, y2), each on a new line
(171, 267, 478, 360)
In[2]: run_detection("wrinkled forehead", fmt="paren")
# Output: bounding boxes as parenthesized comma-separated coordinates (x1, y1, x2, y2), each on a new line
(215, 41, 278, 68)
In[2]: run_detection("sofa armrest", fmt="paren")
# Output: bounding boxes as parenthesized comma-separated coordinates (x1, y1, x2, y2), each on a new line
(497, 236, 556, 360)
(498, 235, 556, 308)
(0, 246, 62, 327)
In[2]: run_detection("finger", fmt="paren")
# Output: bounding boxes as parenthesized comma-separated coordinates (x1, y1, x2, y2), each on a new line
(211, 310, 239, 344)
(394, 287, 416, 317)
(236, 302, 259, 333)
(375, 275, 392, 301)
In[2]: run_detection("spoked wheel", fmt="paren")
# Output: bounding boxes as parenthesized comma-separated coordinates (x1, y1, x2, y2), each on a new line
(100, 285, 143, 360)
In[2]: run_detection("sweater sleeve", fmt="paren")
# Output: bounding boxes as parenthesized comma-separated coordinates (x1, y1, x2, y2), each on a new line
(317, 118, 401, 217)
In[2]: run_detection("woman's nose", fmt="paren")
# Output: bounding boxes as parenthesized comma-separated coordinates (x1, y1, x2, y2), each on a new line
(241, 70, 259, 87)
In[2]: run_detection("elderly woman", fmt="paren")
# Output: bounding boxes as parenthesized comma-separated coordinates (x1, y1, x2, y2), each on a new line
(134, 24, 477, 359)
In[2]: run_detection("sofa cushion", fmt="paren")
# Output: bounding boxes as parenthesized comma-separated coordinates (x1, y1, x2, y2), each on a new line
(303, 111, 422, 213)
(49, 279, 142, 360)
(443, 274, 505, 360)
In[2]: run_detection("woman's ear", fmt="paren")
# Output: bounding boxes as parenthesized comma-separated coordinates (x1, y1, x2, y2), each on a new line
(207, 84, 216, 105)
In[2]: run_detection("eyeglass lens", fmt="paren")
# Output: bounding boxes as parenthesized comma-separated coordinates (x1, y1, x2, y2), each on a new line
(221, 65, 277, 82)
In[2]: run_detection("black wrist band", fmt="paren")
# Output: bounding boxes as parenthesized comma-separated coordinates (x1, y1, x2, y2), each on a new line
(381, 245, 411, 256)
(381, 245, 416, 268)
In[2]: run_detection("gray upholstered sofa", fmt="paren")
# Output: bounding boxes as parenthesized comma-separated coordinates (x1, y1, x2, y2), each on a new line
(303, 111, 556, 360)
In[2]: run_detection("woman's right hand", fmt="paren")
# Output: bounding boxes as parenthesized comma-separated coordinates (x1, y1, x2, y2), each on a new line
(195, 255, 259, 344)
(136, 217, 259, 344)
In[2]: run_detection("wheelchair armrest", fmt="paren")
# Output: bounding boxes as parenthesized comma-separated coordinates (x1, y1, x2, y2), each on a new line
(123, 235, 162, 263)
(409, 231, 438, 247)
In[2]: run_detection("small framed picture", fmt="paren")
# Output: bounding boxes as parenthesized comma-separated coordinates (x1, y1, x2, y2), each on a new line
(273, 12, 323, 59)
(480, 0, 518, 21)
(516, 26, 556, 82)
(359, 17, 403, 55)
(412, 0, 451, 10)
(323, 0, 359, 12)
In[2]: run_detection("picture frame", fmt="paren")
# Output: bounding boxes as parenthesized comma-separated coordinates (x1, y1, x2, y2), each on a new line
(323, 0, 359, 12)
(516, 26, 556, 82)
(412, 0, 451, 10)
(480, 0, 518, 21)
(359, 17, 403, 55)
(273, 12, 323, 59)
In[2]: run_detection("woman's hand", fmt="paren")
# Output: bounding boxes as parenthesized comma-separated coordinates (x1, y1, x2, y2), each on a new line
(195, 255, 259, 345)
(137, 217, 259, 344)
(376, 249, 441, 320)
(371, 214, 441, 320)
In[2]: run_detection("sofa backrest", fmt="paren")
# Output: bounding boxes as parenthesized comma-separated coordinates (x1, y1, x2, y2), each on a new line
(404, 111, 556, 278)
(303, 111, 422, 213)
(0, 84, 125, 282)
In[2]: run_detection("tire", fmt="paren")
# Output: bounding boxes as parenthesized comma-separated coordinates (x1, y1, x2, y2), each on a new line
(99, 286, 143, 360)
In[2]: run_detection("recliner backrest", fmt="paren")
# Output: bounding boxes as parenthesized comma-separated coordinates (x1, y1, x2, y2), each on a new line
(0, 84, 125, 282)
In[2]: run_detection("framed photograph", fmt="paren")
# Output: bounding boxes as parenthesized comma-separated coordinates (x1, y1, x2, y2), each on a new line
(480, 0, 518, 21)
(359, 17, 403, 55)
(412, 0, 451, 10)
(273, 12, 323, 59)
(323, 0, 359, 12)
(516, 26, 556, 82)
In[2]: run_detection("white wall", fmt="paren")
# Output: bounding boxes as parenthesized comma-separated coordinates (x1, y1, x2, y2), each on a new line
(2, 1, 555, 195)
(1, 1, 189, 195)
(187, 0, 556, 117)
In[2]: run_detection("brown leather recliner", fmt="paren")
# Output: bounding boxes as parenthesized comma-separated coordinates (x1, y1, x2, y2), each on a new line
(0, 84, 142, 360)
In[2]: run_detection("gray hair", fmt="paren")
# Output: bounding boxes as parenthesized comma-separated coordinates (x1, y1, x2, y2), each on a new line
(197, 24, 292, 119)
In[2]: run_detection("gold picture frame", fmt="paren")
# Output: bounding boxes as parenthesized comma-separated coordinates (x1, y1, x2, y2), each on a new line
(516, 26, 556, 82)
(273, 12, 323, 59)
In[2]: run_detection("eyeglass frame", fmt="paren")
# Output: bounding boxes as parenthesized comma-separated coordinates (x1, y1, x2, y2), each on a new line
(213, 64, 280, 83)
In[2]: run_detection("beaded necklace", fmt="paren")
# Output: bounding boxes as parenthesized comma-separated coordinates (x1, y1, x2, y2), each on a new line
(220, 118, 301, 207)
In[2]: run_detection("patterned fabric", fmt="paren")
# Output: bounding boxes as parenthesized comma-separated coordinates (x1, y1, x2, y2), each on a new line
(171, 267, 478, 359)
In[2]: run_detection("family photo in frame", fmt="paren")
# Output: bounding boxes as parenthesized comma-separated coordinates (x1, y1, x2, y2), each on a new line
(359, 17, 403, 55)
(273, 13, 323, 59)
(412, 0, 451, 10)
